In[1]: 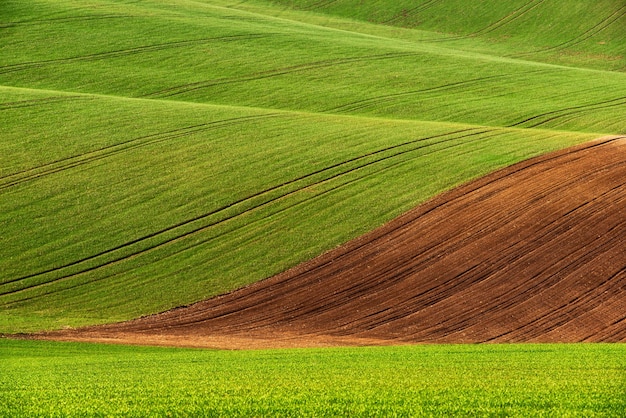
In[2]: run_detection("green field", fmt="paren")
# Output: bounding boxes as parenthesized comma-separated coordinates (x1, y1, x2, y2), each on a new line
(2, 0, 624, 332)
(2, 339, 625, 417)
(2, 1, 625, 415)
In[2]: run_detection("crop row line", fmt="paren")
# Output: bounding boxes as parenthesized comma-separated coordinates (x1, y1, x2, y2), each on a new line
(0, 14, 134, 28)
(142, 52, 420, 98)
(439, 183, 626, 342)
(0, 33, 273, 75)
(0, 95, 93, 112)
(108, 130, 511, 329)
(315, 139, 626, 334)
(381, 0, 442, 25)
(0, 113, 282, 191)
(243, 137, 626, 323)
(469, 0, 547, 37)
(509, 96, 626, 128)
(324, 72, 520, 114)
(511, 4, 626, 57)
(0, 127, 495, 302)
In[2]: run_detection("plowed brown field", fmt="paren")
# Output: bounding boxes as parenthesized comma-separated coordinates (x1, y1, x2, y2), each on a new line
(41, 136, 626, 349)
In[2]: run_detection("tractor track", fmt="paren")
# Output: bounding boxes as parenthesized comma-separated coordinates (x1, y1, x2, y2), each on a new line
(142, 52, 420, 99)
(0, 113, 281, 190)
(0, 128, 494, 301)
(509, 96, 626, 128)
(0, 34, 272, 75)
(381, 0, 442, 26)
(512, 4, 626, 57)
(35, 136, 626, 348)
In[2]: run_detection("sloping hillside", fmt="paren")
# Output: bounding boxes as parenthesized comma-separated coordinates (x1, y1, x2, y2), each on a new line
(1, 0, 624, 333)
(41, 136, 626, 348)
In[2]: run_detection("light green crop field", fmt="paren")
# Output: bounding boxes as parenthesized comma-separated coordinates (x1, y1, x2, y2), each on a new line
(1, 339, 625, 417)
(1, 0, 624, 332)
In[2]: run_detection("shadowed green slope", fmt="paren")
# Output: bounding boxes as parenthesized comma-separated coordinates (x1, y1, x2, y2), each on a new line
(0, 0, 623, 331)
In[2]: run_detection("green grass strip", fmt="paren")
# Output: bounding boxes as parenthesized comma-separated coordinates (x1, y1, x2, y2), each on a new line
(1, 339, 625, 416)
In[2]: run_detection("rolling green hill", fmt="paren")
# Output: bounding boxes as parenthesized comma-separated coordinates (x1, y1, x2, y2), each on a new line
(1, 0, 624, 332)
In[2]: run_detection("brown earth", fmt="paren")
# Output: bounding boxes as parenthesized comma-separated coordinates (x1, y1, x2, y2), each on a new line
(39, 136, 626, 349)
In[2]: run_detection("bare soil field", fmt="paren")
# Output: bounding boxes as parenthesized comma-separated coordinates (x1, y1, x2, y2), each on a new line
(39, 136, 626, 349)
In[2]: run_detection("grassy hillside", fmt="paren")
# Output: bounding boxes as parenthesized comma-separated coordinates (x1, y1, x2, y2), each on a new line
(266, 0, 626, 71)
(1, 0, 624, 332)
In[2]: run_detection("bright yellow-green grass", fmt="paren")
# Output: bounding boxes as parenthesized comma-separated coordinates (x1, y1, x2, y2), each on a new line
(2, 339, 625, 416)
(1, 0, 624, 332)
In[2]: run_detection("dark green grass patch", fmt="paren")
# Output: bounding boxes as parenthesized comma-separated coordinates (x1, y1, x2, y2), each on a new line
(1, 339, 625, 416)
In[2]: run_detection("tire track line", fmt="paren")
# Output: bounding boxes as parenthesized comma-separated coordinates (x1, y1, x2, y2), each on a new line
(379, 220, 626, 341)
(5, 142, 460, 310)
(421, 0, 546, 43)
(0, 14, 134, 29)
(527, 266, 626, 342)
(0, 95, 93, 111)
(381, 0, 442, 25)
(490, 256, 626, 343)
(324, 67, 554, 115)
(469, 0, 547, 37)
(355, 185, 626, 335)
(468, 188, 626, 342)
(0, 113, 282, 190)
(324, 73, 508, 114)
(418, 166, 626, 334)
(165, 137, 510, 329)
(39, 138, 626, 343)
(142, 52, 420, 98)
(509, 96, 626, 128)
(179, 177, 625, 333)
(0, 128, 494, 302)
(121, 131, 597, 331)
(211, 141, 624, 336)
(219, 137, 626, 319)
(0, 34, 273, 75)
(512, 5, 626, 57)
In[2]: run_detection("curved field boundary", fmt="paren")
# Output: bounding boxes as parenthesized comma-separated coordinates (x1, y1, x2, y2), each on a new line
(0, 128, 496, 302)
(40, 136, 626, 349)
